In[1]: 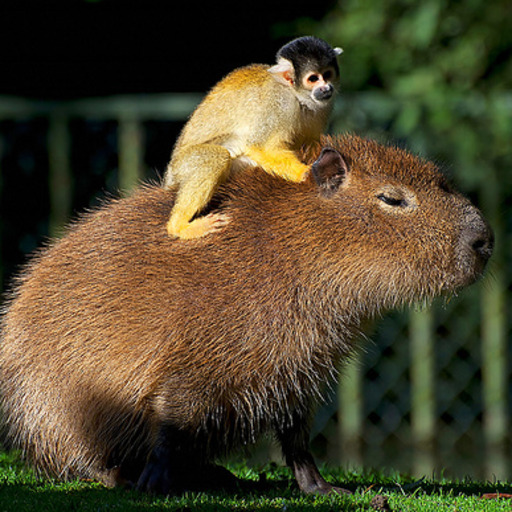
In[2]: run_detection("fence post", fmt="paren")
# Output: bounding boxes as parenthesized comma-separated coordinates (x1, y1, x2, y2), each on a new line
(338, 355, 363, 467)
(481, 169, 507, 479)
(48, 113, 72, 238)
(118, 115, 144, 194)
(410, 306, 436, 476)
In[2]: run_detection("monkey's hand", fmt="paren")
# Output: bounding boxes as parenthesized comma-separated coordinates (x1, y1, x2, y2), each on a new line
(245, 146, 309, 182)
(167, 212, 230, 239)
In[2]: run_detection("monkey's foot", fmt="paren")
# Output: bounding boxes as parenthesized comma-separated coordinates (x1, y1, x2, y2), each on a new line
(167, 213, 230, 239)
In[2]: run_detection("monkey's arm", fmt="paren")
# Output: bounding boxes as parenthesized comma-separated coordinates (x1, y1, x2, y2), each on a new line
(245, 146, 309, 182)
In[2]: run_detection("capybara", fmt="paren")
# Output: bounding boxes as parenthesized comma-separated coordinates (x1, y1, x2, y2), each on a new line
(0, 135, 493, 495)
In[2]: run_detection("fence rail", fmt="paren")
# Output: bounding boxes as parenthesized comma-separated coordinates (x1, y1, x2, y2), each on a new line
(0, 93, 509, 479)
(0, 94, 202, 234)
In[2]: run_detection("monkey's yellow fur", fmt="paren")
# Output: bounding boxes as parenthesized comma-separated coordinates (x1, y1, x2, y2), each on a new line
(164, 62, 337, 239)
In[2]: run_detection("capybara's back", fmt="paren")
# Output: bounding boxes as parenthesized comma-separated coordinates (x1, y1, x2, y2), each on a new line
(0, 135, 493, 494)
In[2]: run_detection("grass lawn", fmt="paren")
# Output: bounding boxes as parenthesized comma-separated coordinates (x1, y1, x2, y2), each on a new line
(1, 451, 511, 511)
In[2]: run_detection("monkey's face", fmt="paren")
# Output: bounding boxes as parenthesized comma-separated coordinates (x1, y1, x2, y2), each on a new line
(269, 52, 339, 110)
(301, 67, 338, 102)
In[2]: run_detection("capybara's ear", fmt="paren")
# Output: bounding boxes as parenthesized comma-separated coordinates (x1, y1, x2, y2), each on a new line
(311, 148, 349, 197)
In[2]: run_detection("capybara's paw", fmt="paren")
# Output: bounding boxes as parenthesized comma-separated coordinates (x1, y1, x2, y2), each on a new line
(302, 481, 352, 496)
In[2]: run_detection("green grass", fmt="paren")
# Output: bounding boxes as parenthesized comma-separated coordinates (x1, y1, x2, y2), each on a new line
(1, 451, 511, 511)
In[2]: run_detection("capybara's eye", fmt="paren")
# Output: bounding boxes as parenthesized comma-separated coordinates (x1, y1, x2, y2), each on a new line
(377, 194, 407, 207)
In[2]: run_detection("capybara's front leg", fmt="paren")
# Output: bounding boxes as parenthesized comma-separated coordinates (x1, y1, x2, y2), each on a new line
(276, 418, 351, 495)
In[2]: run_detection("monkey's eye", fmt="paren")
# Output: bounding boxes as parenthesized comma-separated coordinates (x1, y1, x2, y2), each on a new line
(323, 70, 333, 81)
(306, 73, 320, 83)
(377, 194, 408, 207)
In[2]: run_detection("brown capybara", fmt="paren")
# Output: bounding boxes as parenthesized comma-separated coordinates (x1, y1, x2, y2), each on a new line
(0, 135, 493, 495)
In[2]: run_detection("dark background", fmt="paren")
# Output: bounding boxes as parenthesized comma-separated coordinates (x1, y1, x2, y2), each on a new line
(0, 0, 335, 99)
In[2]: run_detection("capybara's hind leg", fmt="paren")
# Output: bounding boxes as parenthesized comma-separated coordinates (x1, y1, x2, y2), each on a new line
(136, 425, 243, 494)
(136, 425, 193, 495)
(137, 442, 174, 494)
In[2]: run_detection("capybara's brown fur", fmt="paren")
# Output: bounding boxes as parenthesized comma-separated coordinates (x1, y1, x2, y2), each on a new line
(0, 135, 492, 494)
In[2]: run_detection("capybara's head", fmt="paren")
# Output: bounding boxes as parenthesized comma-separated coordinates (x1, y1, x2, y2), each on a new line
(0, 134, 493, 494)
(296, 135, 493, 311)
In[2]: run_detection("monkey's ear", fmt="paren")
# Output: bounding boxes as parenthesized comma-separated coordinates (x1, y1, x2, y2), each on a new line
(334, 47, 343, 56)
(311, 148, 349, 197)
(268, 58, 295, 86)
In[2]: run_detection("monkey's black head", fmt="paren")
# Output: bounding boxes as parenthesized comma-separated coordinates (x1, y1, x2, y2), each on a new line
(276, 36, 342, 83)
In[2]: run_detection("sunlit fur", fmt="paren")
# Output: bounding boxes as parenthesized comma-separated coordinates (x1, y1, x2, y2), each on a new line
(164, 37, 340, 239)
(0, 135, 492, 488)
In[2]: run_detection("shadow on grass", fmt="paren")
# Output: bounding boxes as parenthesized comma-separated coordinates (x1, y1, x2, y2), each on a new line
(0, 481, 359, 512)
(3, 478, 512, 512)
(1, 452, 512, 512)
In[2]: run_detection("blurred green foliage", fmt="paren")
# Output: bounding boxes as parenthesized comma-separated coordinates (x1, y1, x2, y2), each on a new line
(297, 0, 512, 195)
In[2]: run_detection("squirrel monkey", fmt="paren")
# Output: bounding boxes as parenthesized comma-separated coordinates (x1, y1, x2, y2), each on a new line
(164, 36, 342, 239)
